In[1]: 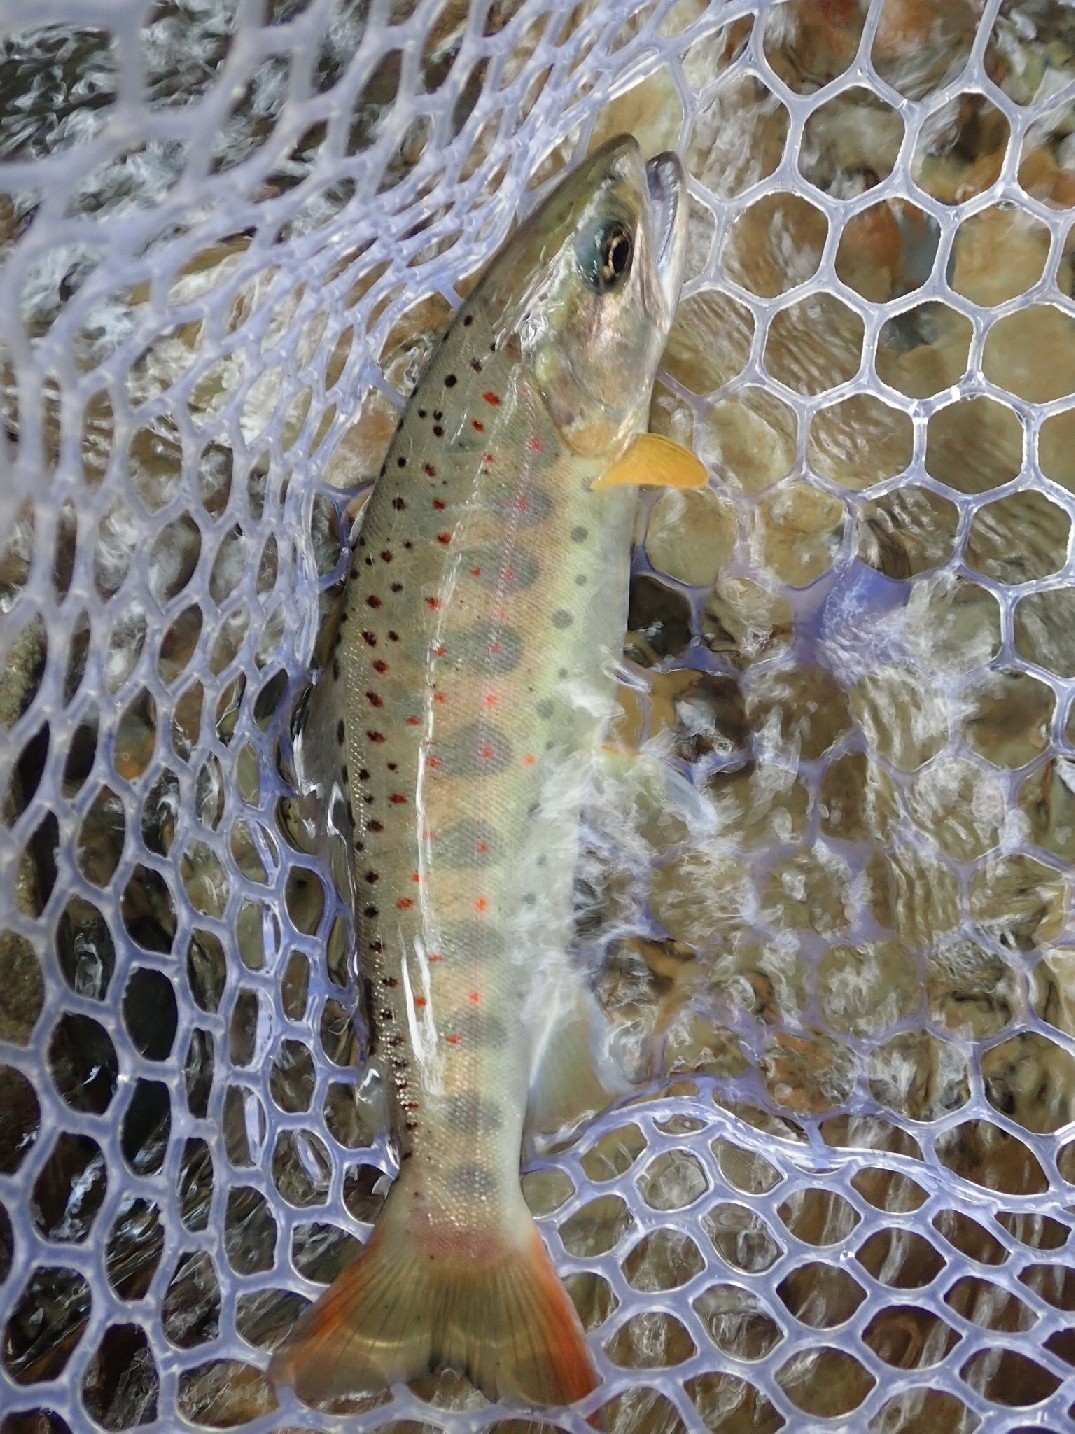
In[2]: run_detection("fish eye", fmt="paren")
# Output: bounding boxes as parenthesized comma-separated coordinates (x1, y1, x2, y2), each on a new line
(578, 220, 634, 293)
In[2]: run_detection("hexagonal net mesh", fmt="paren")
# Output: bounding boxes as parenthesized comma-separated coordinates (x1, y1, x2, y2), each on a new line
(2, 0, 1075, 1430)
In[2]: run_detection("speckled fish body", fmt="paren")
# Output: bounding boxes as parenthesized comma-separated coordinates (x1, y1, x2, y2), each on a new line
(271, 135, 687, 1408)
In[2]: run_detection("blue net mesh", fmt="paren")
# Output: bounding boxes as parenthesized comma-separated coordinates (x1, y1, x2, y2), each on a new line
(1, 1, 1074, 1430)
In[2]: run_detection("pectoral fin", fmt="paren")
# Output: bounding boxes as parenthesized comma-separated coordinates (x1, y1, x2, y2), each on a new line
(591, 432, 708, 491)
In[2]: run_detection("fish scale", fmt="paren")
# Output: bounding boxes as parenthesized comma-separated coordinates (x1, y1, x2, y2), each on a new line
(271, 134, 688, 1408)
(341, 358, 635, 1198)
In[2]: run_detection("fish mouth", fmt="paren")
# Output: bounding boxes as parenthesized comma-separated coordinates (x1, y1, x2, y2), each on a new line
(645, 151, 687, 324)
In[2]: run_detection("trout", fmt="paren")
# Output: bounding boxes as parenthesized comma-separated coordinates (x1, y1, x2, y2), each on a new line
(270, 134, 693, 1407)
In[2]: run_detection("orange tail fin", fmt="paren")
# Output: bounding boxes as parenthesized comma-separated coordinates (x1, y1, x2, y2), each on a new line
(268, 1183, 598, 1408)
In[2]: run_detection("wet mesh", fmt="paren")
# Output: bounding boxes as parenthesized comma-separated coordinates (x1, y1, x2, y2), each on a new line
(2, 1, 1075, 1430)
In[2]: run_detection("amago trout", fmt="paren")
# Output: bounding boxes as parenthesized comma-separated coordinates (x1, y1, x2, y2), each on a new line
(270, 134, 696, 1408)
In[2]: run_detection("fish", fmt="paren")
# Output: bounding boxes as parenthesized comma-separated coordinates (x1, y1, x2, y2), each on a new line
(269, 133, 698, 1409)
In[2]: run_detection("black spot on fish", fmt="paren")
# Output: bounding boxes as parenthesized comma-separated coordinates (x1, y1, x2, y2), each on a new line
(433, 425, 444, 437)
(463, 314, 474, 327)
(397, 456, 406, 467)
(571, 525, 588, 542)
(536, 699, 554, 719)
(392, 497, 406, 510)
(444, 374, 457, 387)
(364, 905, 379, 918)
(575, 574, 587, 586)
(552, 609, 573, 629)
(558, 667, 568, 679)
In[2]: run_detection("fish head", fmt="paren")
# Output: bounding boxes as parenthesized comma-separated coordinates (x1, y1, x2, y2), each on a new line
(498, 134, 687, 458)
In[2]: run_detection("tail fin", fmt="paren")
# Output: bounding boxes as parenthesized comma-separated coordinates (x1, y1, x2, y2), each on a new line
(268, 1184, 598, 1408)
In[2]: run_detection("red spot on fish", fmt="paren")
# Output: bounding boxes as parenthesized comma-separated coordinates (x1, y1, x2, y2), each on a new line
(397, 897, 414, 910)
(383, 975, 398, 987)
(479, 744, 494, 760)
(476, 841, 489, 855)
(426, 597, 442, 610)
(373, 659, 389, 673)
(468, 990, 481, 1004)
(527, 435, 544, 453)
(406, 716, 421, 726)
(522, 754, 537, 768)
(437, 532, 452, 545)
(433, 691, 447, 704)
(472, 419, 485, 432)
(370, 820, 384, 833)
(489, 641, 502, 657)
(390, 793, 407, 804)
(475, 895, 489, 914)
(421, 829, 437, 841)
(367, 595, 382, 608)
(380, 550, 393, 563)
(367, 730, 386, 743)
(414, 996, 427, 1009)
(483, 391, 501, 406)
(484, 691, 499, 708)
(433, 498, 446, 509)
(433, 643, 447, 658)
(366, 691, 384, 707)
(503, 567, 515, 583)
(515, 496, 530, 512)
(483, 453, 495, 464)
(428, 951, 444, 963)
(471, 567, 482, 577)
(445, 1033, 461, 1045)
(427, 756, 442, 770)
(424, 463, 436, 477)
(410, 872, 422, 884)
